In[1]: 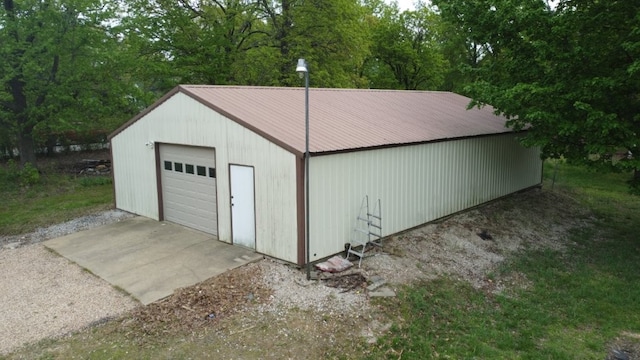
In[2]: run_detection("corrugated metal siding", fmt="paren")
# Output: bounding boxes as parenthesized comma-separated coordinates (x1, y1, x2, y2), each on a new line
(111, 92, 299, 263)
(308, 133, 542, 261)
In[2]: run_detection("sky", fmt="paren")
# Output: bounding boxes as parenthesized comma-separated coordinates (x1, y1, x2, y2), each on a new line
(388, 0, 417, 11)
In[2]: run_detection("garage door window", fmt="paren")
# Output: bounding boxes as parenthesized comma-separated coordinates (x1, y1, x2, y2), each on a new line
(166, 161, 215, 177)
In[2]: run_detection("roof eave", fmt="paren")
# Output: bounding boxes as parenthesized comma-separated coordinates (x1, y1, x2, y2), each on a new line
(310, 130, 527, 157)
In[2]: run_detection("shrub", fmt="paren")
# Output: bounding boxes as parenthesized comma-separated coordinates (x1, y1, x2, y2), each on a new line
(19, 162, 40, 186)
(1, 159, 40, 187)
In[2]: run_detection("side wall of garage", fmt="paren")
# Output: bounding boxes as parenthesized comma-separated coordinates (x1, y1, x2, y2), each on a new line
(308, 133, 542, 261)
(111, 93, 300, 263)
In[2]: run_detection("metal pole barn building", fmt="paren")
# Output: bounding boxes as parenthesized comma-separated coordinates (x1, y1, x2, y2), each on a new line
(109, 86, 542, 266)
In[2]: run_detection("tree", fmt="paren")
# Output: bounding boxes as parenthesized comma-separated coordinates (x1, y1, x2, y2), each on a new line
(435, 0, 640, 188)
(123, 0, 268, 91)
(0, 0, 142, 166)
(363, 2, 448, 90)
(253, 0, 371, 87)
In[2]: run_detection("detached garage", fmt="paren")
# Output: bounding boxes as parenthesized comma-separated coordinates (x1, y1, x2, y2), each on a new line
(109, 86, 542, 266)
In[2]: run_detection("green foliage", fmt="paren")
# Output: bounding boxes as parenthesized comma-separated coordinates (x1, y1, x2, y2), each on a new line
(123, 0, 371, 89)
(369, 162, 640, 359)
(434, 0, 640, 183)
(0, 172, 113, 235)
(18, 162, 40, 186)
(1, 159, 39, 187)
(78, 176, 112, 187)
(363, 3, 448, 90)
(0, 0, 151, 166)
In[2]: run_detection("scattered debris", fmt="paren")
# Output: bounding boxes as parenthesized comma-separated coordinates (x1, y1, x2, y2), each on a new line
(315, 256, 353, 273)
(128, 263, 271, 335)
(477, 229, 493, 241)
(611, 349, 630, 360)
(366, 276, 387, 292)
(321, 273, 366, 293)
(76, 159, 111, 175)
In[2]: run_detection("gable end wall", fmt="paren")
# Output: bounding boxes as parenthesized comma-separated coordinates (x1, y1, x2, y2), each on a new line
(110, 93, 299, 263)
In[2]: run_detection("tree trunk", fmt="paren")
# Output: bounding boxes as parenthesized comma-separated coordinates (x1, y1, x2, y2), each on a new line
(277, 0, 292, 81)
(18, 131, 37, 167)
(45, 134, 57, 156)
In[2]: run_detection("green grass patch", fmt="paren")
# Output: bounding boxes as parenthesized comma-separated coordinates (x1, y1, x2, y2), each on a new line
(544, 160, 640, 219)
(0, 170, 113, 235)
(78, 176, 112, 187)
(368, 162, 640, 359)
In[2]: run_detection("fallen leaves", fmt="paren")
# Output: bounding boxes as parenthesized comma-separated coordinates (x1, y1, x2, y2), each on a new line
(127, 263, 272, 336)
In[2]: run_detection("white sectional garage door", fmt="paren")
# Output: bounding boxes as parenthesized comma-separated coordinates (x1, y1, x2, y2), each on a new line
(159, 144, 217, 235)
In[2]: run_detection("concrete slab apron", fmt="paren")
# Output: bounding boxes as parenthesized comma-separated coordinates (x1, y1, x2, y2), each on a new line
(45, 217, 262, 305)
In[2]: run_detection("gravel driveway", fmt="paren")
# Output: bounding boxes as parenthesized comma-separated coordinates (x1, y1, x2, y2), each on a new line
(0, 211, 139, 355)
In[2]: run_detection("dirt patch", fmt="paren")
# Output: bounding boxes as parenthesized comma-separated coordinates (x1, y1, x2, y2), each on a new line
(360, 188, 593, 291)
(125, 262, 272, 338)
(607, 332, 640, 360)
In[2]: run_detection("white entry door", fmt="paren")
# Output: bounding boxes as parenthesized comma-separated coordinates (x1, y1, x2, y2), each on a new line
(230, 165, 256, 249)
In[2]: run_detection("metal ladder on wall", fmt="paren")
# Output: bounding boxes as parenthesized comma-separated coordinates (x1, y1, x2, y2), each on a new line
(346, 195, 382, 267)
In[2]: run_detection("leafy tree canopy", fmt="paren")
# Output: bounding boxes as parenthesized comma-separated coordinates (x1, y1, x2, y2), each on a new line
(434, 0, 640, 185)
(123, 0, 370, 89)
(363, 1, 448, 90)
(0, 0, 149, 166)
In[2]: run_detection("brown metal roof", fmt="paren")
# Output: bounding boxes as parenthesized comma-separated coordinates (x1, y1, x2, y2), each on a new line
(112, 85, 513, 155)
(180, 85, 512, 155)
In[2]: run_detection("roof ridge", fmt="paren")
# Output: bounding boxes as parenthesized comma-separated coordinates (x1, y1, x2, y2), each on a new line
(179, 84, 453, 95)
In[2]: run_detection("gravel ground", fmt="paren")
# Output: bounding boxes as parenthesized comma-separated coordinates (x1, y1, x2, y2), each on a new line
(0, 244, 138, 355)
(0, 210, 138, 355)
(0, 209, 135, 249)
(257, 259, 369, 315)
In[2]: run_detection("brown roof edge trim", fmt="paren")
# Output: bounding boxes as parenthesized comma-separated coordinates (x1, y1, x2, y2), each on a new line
(310, 130, 531, 157)
(109, 140, 117, 209)
(107, 86, 182, 141)
(180, 87, 304, 158)
(296, 156, 306, 266)
(154, 143, 164, 221)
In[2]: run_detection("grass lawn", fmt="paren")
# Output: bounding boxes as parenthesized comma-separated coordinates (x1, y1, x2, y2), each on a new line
(0, 166, 114, 236)
(366, 161, 640, 359)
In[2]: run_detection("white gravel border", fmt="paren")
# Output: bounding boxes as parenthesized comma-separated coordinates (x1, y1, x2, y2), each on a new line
(1, 209, 135, 249)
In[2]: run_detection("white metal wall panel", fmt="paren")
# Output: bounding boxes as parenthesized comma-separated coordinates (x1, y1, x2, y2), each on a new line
(159, 144, 217, 235)
(111, 93, 299, 263)
(308, 134, 542, 261)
